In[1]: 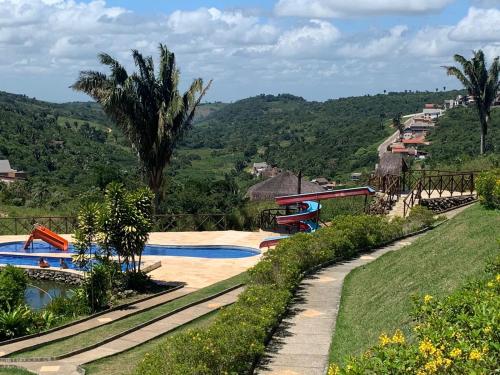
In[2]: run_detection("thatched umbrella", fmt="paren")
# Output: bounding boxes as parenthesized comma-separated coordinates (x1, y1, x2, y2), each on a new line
(246, 171, 325, 201)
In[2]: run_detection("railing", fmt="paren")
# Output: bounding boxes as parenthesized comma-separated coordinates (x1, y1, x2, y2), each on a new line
(403, 171, 476, 217)
(260, 207, 299, 234)
(369, 174, 402, 212)
(0, 214, 230, 235)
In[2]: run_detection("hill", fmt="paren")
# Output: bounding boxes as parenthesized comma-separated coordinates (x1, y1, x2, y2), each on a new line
(425, 106, 500, 170)
(183, 91, 464, 178)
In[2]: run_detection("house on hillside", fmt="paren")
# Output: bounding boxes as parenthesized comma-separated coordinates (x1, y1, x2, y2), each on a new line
(422, 107, 444, 120)
(443, 99, 457, 109)
(350, 172, 362, 181)
(0, 160, 27, 183)
(252, 162, 269, 177)
(311, 177, 329, 186)
(246, 171, 325, 201)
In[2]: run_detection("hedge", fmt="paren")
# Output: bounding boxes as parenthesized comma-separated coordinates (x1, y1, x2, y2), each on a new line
(476, 169, 500, 209)
(135, 212, 435, 375)
(329, 255, 500, 374)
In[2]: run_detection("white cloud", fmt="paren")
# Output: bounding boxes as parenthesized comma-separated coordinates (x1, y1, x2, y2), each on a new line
(274, 20, 340, 56)
(274, 0, 454, 18)
(449, 7, 500, 42)
(338, 25, 408, 59)
(408, 26, 461, 57)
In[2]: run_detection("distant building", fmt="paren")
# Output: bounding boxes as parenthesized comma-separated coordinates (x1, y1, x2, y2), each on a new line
(0, 160, 27, 183)
(443, 99, 457, 109)
(422, 108, 444, 120)
(350, 172, 362, 181)
(311, 177, 329, 186)
(246, 171, 325, 201)
(252, 162, 269, 177)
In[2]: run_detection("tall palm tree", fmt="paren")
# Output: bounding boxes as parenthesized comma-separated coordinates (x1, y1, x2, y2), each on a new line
(72, 44, 211, 204)
(443, 50, 499, 155)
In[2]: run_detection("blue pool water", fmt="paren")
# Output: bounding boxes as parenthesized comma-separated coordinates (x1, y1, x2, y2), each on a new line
(0, 241, 260, 259)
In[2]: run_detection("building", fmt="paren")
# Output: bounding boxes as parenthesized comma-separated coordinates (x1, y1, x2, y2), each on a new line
(311, 177, 329, 186)
(443, 99, 457, 109)
(0, 160, 27, 183)
(350, 172, 362, 181)
(252, 162, 269, 177)
(422, 108, 444, 120)
(246, 171, 325, 201)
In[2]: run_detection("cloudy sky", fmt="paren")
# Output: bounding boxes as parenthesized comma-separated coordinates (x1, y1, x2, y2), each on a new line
(0, 0, 499, 103)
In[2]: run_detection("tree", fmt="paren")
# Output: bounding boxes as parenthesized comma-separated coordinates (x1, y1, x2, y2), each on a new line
(443, 50, 499, 154)
(392, 112, 404, 139)
(72, 44, 212, 205)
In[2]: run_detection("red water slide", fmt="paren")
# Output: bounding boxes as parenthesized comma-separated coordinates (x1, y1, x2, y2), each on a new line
(23, 225, 69, 251)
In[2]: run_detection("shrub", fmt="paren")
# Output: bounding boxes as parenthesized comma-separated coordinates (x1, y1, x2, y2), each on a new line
(329, 257, 500, 374)
(406, 206, 437, 230)
(135, 214, 426, 375)
(0, 266, 28, 311)
(476, 169, 500, 209)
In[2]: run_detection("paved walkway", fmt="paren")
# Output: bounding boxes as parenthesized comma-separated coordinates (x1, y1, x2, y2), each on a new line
(0, 286, 197, 357)
(0, 286, 244, 375)
(256, 206, 471, 375)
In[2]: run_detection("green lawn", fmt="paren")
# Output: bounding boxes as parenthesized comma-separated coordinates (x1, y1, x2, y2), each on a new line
(0, 368, 33, 375)
(82, 311, 218, 375)
(329, 204, 500, 365)
(11, 272, 247, 359)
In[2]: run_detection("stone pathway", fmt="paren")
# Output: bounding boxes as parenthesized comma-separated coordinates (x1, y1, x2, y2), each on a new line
(0, 286, 244, 375)
(0, 285, 196, 357)
(256, 205, 472, 375)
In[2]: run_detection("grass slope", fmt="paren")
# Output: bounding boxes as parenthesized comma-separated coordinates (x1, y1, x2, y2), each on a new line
(11, 272, 247, 359)
(0, 368, 33, 375)
(329, 204, 500, 365)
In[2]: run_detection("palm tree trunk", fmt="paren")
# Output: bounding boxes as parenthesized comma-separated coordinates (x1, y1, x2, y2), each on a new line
(479, 114, 489, 155)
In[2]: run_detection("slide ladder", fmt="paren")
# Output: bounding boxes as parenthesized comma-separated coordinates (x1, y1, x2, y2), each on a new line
(23, 224, 69, 251)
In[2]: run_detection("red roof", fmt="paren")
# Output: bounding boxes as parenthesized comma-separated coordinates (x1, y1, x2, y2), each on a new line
(424, 104, 435, 109)
(403, 137, 427, 144)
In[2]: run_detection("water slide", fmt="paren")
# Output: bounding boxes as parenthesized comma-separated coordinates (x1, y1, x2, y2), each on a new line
(259, 186, 376, 248)
(23, 225, 69, 251)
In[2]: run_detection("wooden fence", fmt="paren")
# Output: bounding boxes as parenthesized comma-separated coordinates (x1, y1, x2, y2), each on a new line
(0, 214, 230, 236)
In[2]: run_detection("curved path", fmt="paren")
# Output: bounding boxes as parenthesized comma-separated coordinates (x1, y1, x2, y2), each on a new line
(0, 285, 196, 358)
(0, 286, 244, 375)
(256, 205, 471, 375)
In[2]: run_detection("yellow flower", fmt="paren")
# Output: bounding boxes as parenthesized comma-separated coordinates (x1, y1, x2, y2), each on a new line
(379, 333, 391, 346)
(424, 360, 438, 373)
(484, 325, 492, 334)
(496, 274, 500, 283)
(424, 295, 433, 304)
(469, 349, 483, 361)
(450, 348, 462, 358)
(328, 364, 340, 375)
(443, 358, 452, 368)
(419, 338, 436, 357)
(487, 281, 495, 288)
(392, 329, 405, 344)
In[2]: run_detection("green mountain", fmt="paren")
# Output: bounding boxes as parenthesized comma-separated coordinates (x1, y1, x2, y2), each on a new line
(184, 91, 464, 178)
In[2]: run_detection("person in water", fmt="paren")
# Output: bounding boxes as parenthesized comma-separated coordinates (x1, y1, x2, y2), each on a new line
(38, 257, 50, 268)
(59, 258, 68, 269)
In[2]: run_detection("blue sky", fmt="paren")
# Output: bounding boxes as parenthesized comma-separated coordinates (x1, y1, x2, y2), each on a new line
(0, 0, 498, 102)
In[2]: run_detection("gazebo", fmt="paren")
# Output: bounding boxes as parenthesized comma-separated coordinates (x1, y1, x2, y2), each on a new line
(246, 171, 325, 201)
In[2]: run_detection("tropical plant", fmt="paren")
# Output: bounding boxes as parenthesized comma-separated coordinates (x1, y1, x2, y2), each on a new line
(443, 50, 500, 154)
(476, 169, 500, 209)
(73, 202, 101, 269)
(0, 266, 28, 311)
(0, 305, 32, 340)
(72, 44, 212, 205)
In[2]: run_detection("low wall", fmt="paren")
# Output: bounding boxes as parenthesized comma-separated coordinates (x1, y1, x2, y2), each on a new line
(421, 195, 477, 213)
(0, 265, 84, 285)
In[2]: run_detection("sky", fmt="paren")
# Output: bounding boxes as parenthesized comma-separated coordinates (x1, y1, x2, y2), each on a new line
(0, 0, 499, 103)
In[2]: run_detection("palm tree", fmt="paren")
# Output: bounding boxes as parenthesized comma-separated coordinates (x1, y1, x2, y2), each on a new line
(72, 44, 212, 204)
(443, 50, 499, 154)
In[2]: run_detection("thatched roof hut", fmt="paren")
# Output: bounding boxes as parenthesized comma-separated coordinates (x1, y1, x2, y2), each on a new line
(376, 153, 404, 176)
(246, 171, 325, 201)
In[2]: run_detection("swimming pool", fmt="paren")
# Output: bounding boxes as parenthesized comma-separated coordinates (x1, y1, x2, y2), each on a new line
(0, 241, 260, 259)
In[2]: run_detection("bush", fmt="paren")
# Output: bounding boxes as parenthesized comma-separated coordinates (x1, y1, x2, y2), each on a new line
(476, 169, 500, 209)
(0, 266, 28, 311)
(135, 214, 425, 375)
(328, 257, 500, 374)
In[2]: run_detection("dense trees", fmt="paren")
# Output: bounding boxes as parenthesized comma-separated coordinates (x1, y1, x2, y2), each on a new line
(72, 45, 211, 205)
(443, 50, 499, 155)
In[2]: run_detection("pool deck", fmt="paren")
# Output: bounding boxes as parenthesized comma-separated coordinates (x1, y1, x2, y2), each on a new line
(0, 230, 275, 289)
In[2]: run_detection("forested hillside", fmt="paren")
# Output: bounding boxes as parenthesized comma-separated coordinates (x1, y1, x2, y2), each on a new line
(184, 91, 464, 177)
(0, 91, 137, 210)
(426, 106, 500, 170)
